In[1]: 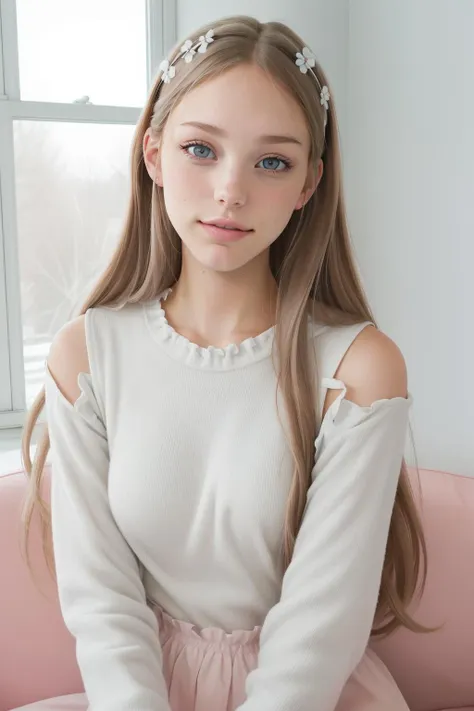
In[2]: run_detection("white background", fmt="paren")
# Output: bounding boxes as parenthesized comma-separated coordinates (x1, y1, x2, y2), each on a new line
(345, 0, 473, 477)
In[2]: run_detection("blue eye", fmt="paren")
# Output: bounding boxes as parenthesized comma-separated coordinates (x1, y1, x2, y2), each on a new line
(184, 143, 215, 159)
(258, 157, 290, 172)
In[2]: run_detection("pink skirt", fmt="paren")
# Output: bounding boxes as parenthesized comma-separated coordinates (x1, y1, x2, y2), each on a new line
(15, 606, 409, 710)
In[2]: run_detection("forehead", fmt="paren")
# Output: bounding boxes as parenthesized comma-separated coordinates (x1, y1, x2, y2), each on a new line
(167, 63, 309, 146)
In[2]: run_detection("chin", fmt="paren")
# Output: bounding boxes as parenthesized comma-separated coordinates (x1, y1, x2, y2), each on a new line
(197, 254, 251, 274)
(189, 243, 259, 274)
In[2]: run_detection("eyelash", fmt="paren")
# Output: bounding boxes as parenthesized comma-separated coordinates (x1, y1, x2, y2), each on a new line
(179, 140, 293, 173)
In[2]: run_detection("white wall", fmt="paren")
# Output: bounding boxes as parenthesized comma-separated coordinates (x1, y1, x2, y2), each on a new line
(177, 0, 473, 476)
(346, 0, 474, 476)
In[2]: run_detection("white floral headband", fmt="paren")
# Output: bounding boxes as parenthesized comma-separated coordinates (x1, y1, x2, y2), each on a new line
(295, 47, 330, 125)
(158, 29, 330, 128)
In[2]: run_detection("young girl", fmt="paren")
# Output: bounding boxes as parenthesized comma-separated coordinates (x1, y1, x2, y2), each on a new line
(21, 15, 431, 711)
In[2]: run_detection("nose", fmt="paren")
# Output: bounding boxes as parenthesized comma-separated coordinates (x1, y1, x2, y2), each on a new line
(213, 162, 247, 208)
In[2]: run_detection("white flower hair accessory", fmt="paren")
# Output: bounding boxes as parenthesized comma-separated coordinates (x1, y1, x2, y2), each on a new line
(295, 47, 316, 74)
(320, 85, 330, 110)
(197, 29, 214, 53)
(158, 59, 175, 84)
(295, 46, 330, 126)
(157, 29, 215, 87)
(180, 39, 196, 64)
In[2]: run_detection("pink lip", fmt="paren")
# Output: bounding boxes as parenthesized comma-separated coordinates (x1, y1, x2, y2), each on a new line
(202, 217, 251, 231)
(199, 219, 253, 243)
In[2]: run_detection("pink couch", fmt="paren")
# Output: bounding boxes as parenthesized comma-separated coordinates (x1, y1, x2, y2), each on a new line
(1, 464, 473, 711)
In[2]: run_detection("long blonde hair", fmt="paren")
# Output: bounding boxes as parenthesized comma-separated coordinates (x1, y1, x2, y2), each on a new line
(22, 15, 432, 638)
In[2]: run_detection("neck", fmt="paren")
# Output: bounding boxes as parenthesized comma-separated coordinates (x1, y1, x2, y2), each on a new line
(164, 248, 278, 348)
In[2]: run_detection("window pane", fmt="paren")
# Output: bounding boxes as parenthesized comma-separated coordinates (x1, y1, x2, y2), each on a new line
(13, 120, 135, 406)
(16, 0, 147, 107)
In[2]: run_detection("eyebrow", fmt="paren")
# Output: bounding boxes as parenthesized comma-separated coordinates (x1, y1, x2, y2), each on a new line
(179, 121, 304, 147)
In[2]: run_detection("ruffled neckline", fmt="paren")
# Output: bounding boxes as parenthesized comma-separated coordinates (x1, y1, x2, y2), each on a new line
(143, 289, 275, 371)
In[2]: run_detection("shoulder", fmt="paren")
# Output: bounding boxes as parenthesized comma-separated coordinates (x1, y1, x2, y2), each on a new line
(47, 315, 89, 404)
(46, 302, 145, 404)
(323, 325, 408, 416)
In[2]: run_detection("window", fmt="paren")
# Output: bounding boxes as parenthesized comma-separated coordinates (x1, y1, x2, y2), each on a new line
(0, 0, 176, 427)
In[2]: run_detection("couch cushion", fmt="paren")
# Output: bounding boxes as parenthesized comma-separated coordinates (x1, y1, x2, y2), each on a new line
(371, 468, 474, 711)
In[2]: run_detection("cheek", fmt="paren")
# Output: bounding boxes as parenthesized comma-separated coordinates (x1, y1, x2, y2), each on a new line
(261, 179, 303, 216)
(162, 153, 207, 201)
(265, 185, 296, 206)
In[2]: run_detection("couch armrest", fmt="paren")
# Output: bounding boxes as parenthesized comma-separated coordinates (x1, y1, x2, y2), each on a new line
(371, 468, 474, 711)
(0, 468, 83, 711)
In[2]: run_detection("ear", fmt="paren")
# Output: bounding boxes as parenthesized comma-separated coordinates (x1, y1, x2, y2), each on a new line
(143, 128, 163, 187)
(295, 158, 324, 210)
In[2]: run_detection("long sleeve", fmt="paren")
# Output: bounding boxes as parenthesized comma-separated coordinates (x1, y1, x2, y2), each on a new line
(45, 368, 171, 711)
(237, 379, 412, 711)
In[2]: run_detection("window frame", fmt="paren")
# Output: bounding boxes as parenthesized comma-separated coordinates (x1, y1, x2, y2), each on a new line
(0, 0, 176, 429)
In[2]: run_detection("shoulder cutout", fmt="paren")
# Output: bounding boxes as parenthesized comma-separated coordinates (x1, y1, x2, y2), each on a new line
(322, 325, 408, 416)
(47, 315, 90, 405)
